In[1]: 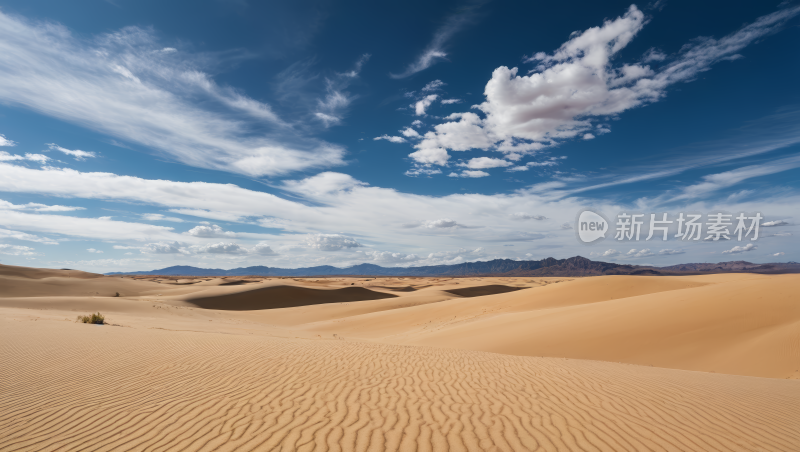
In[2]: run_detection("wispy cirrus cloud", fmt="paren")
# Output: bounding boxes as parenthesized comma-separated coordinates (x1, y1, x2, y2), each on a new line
(390, 1, 487, 79)
(0, 11, 346, 177)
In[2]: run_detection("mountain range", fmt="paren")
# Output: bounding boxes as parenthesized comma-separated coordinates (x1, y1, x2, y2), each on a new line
(106, 256, 800, 277)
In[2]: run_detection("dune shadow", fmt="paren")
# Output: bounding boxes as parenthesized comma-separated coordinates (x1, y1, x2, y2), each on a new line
(184, 285, 398, 311)
(444, 285, 525, 298)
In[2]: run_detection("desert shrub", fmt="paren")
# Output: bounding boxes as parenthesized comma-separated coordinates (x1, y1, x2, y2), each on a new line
(114, 292, 120, 297)
(77, 312, 105, 324)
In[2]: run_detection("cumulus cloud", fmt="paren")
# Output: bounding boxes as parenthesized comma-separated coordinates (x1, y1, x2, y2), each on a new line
(141, 241, 187, 254)
(458, 157, 512, 169)
(408, 4, 800, 165)
(440, 99, 462, 105)
(448, 170, 490, 178)
(304, 234, 363, 251)
(0, 11, 346, 177)
(627, 248, 654, 258)
(0, 134, 15, 146)
(282, 171, 367, 197)
(47, 143, 96, 160)
(401, 128, 421, 138)
(361, 250, 420, 264)
(658, 249, 685, 255)
(414, 94, 439, 116)
(411, 120, 423, 128)
(252, 242, 277, 256)
(87, 248, 103, 253)
(374, 135, 406, 143)
(0, 244, 35, 255)
(774, 252, 785, 256)
(423, 218, 461, 228)
(185, 224, 236, 238)
(722, 243, 757, 254)
(196, 242, 248, 255)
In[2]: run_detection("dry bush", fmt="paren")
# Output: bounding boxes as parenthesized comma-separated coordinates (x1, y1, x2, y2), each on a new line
(76, 312, 105, 324)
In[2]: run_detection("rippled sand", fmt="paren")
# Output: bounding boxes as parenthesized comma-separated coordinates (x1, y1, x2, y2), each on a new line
(1, 264, 799, 451)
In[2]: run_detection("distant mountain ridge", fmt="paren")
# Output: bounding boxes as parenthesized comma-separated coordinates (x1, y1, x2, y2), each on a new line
(106, 256, 800, 277)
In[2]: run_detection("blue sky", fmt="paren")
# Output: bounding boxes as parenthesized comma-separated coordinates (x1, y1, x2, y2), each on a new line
(0, 0, 798, 272)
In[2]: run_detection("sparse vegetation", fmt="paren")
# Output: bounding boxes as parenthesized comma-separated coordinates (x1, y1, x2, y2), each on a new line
(114, 292, 120, 297)
(76, 312, 105, 324)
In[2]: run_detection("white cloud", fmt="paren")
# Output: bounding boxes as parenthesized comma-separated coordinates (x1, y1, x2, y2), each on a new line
(458, 157, 512, 169)
(0, 152, 50, 163)
(627, 248, 654, 258)
(0, 244, 35, 255)
(360, 250, 420, 264)
(47, 143, 96, 160)
(722, 243, 757, 254)
(252, 242, 277, 256)
(414, 94, 439, 116)
(448, 170, 490, 178)
(423, 219, 460, 229)
(762, 219, 790, 227)
(389, 1, 484, 79)
(583, 133, 596, 140)
(658, 249, 685, 255)
(87, 248, 103, 253)
(401, 128, 421, 138)
(642, 47, 667, 62)
(774, 252, 785, 256)
(559, 222, 572, 230)
(185, 224, 236, 238)
(282, 171, 367, 197)
(0, 11, 346, 177)
(0, 228, 58, 245)
(440, 99, 462, 105)
(304, 233, 363, 251)
(599, 249, 620, 257)
(411, 120, 423, 128)
(374, 135, 407, 143)
(422, 80, 445, 91)
(409, 4, 800, 165)
(0, 199, 83, 212)
(510, 213, 547, 220)
(0, 134, 15, 146)
(675, 154, 800, 200)
(142, 213, 184, 222)
(404, 166, 443, 177)
(141, 241, 186, 254)
(196, 242, 248, 255)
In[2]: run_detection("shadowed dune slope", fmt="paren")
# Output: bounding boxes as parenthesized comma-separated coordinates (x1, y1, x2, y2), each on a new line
(177, 284, 398, 310)
(444, 284, 524, 297)
(2, 318, 799, 452)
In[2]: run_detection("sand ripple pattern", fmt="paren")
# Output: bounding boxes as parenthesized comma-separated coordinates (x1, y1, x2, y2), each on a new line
(1, 320, 798, 452)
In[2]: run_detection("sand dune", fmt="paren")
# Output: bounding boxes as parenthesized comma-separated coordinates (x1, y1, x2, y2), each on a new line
(1, 266, 799, 451)
(2, 316, 799, 452)
(0, 263, 101, 280)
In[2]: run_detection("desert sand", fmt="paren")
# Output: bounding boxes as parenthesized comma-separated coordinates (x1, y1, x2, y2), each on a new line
(1, 264, 798, 451)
